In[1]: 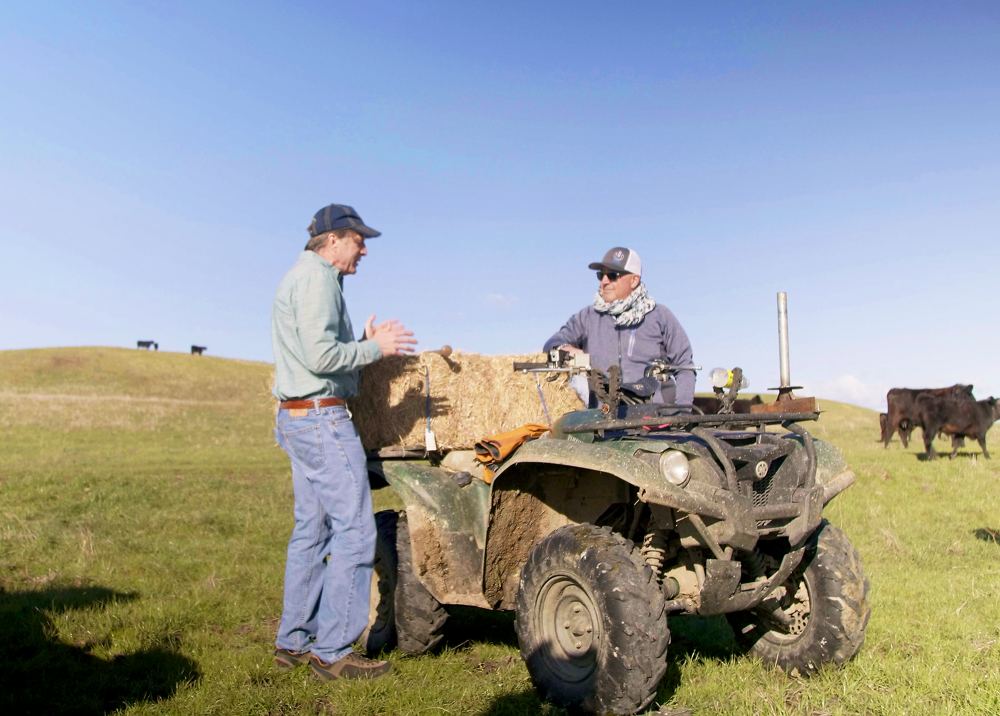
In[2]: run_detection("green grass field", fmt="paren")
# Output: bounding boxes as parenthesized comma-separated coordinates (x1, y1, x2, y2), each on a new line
(1, 347, 998, 715)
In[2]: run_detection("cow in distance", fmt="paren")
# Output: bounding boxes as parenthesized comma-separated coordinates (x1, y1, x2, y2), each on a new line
(883, 384, 974, 448)
(915, 395, 1000, 460)
(693, 395, 764, 414)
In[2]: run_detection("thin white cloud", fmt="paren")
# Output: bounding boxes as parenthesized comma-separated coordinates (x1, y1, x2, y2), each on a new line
(810, 374, 886, 411)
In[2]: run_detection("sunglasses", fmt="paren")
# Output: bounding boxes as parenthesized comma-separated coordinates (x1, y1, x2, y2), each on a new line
(596, 270, 626, 282)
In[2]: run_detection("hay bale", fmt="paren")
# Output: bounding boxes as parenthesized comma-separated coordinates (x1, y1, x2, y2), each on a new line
(351, 352, 584, 451)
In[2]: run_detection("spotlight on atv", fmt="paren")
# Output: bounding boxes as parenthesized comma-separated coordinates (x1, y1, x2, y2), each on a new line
(710, 367, 748, 390)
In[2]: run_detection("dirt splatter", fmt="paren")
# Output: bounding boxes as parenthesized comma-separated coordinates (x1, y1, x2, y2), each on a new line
(411, 522, 451, 583)
(484, 477, 563, 608)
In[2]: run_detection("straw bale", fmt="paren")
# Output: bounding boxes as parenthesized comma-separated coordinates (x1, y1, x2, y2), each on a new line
(351, 352, 584, 451)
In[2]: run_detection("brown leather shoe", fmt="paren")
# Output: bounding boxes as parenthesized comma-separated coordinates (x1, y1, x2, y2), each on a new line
(309, 652, 392, 681)
(274, 648, 311, 669)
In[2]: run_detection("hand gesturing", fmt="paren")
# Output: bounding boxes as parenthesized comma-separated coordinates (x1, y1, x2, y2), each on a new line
(366, 314, 417, 356)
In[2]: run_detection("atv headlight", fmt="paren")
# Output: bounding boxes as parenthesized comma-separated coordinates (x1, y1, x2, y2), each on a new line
(659, 451, 690, 487)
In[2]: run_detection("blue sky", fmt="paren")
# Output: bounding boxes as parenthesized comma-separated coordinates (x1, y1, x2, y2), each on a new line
(2, 2, 998, 410)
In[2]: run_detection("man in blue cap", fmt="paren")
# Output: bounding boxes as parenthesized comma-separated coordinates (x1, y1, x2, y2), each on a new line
(271, 203, 416, 680)
(544, 246, 695, 407)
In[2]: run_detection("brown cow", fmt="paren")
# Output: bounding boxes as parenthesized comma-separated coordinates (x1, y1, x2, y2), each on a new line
(883, 384, 973, 448)
(915, 395, 1000, 460)
(693, 395, 763, 414)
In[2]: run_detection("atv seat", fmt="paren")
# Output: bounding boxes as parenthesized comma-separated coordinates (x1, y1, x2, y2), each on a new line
(620, 376, 659, 400)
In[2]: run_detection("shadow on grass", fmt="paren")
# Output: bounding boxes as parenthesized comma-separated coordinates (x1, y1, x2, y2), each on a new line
(974, 527, 1000, 544)
(479, 689, 564, 715)
(916, 450, 989, 461)
(0, 584, 200, 714)
(476, 614, 736, 715)
(654, 614, 738, 704)
(441, 605, 519, 649)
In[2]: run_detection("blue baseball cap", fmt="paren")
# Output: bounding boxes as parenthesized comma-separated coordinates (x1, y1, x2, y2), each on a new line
(307, 203, 381, 238)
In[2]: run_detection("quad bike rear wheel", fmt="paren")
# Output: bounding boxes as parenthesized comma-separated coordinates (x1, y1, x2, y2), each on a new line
(515, 523, 669, 715)
(727, 519, 871, 675)
(394, 511, 449, 654)
(358, 510, 398, 655)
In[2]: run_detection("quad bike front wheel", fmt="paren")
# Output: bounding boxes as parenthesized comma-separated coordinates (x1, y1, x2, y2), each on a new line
(727, 519, 871, 675)
(515, 524, 669, 715)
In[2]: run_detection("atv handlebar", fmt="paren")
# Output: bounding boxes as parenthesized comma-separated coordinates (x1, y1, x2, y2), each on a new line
(512, 361, 559, 372)
(513, 352, 700, 377)
(513, 348, 592, 374)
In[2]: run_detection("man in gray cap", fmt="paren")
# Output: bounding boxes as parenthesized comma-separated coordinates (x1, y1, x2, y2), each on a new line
(271, 203, 416, 681)
(544, 246, 695, 407)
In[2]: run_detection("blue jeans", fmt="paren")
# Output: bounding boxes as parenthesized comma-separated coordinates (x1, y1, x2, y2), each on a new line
(274, 405, 375, 663)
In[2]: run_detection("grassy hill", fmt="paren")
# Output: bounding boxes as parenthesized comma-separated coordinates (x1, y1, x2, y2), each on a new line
(1, 347, 998, 714)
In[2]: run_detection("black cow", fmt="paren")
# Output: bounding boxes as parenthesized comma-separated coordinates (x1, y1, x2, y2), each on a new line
(883, 384, 974, 448)
(915, 395, 1000, 460)
(879, 411, 922, 445)
(191, 345, 207, 356)
(137, 340, 158, 351)
(693, 395, 764, 414)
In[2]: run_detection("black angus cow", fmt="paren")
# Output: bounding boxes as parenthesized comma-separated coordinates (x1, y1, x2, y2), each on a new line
(915, 395, 1000, 460)
(879, 411, 923, 446)
(137, 340, 158, 351)
(693, 395, 764, 414)
(190, 345, 207, 356)
(883, 384, 974, 448)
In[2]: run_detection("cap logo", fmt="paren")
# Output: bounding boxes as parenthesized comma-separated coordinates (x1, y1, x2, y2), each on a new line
(614, 250, 625, 262)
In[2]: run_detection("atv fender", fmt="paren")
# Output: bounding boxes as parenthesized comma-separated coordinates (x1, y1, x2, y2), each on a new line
(373, 459, 493, 608)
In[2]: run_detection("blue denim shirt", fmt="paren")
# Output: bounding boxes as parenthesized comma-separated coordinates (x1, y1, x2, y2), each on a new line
(271, 250, 381, 400)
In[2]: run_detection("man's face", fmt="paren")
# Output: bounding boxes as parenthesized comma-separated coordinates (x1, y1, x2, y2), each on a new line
(327, 231, 367, 275)
(598, 270, 640, 302)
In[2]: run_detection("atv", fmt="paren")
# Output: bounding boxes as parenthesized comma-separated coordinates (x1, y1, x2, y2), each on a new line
(362, 354, 870, 715)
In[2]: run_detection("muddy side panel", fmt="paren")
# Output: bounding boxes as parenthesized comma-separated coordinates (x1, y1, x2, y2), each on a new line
(813, 438, 852, 488)
(482, 440, 651, 609)
(375, 460, 492, 607)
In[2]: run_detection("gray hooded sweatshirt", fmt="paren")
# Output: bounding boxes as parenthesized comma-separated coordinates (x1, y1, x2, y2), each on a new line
(543, 304, 695, 406)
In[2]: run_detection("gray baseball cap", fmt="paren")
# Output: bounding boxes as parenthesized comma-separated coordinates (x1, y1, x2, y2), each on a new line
(588, 246, 642, 276)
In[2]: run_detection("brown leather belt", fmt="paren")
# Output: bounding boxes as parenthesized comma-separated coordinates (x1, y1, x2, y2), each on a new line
(279, 397, 346, 410)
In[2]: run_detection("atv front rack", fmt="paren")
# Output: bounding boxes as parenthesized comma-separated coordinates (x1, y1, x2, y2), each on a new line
(553, 409, 819, 436)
